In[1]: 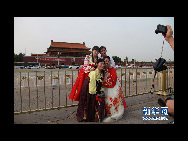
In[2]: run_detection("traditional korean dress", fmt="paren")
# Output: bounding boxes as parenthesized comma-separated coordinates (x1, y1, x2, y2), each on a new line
(102, 67, 126, 122)
(77, 68, 106, 122)
(69, 55, 97, 101)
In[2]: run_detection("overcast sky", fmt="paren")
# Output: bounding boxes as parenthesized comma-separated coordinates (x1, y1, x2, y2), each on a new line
(14, 17, 174, 62)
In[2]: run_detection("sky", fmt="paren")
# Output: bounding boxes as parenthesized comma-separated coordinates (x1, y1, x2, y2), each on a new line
(14, 17, 174, 62)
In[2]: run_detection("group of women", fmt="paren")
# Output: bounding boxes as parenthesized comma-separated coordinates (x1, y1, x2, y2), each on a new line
(69, 46, 126, 123)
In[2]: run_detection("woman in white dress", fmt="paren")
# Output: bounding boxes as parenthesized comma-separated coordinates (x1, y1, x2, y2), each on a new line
(102, 56, 126, 122)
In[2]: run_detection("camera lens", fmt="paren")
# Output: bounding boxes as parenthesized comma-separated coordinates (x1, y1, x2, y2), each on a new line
(155, 29, 158, 34)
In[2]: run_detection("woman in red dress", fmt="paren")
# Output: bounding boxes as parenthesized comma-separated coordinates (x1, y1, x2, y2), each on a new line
(69, 46, 99, 101)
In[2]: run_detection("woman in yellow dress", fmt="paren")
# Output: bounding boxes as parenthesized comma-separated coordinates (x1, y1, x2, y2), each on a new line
(77, 58, 106, 122)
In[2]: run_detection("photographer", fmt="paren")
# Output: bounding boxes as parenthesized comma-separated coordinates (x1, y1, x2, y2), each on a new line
(162, 25, 174, 115)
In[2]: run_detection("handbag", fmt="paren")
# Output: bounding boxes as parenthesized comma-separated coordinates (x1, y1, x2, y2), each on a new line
(153, 57, 167, 74)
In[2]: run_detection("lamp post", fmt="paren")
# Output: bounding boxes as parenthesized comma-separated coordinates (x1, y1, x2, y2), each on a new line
(57, 52, 60, 65)
(35, 55, 40, 63)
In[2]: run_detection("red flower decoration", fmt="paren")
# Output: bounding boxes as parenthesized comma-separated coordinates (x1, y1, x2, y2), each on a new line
(96, 95, 102, 102)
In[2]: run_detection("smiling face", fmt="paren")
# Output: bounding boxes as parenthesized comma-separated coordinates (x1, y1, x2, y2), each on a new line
(92, 49, 99, 58)
(100, 48, 106, 57)
(97, 61, 104, 71)
(104, 57, 110, 68)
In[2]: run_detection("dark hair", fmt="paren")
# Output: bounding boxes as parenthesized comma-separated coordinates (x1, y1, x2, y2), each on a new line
(92, 46, 99, 51)
(99, 46, 106, 52)
(97, 58, 104, 64)
(103, 56, 110, 61)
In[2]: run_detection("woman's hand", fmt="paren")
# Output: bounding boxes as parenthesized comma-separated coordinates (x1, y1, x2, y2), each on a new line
(90, 67, 95, 71)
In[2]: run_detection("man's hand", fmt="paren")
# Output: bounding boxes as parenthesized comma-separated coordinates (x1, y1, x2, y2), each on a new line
(163, 25, 173, 40)
(166, 100, 174, 115)
(162, 25, 174, 51)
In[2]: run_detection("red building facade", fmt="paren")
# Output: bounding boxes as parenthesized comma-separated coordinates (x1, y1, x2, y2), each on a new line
(23, 40, 91, 66)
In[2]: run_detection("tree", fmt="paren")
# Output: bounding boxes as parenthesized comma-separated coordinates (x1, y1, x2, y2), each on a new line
(14, 53, 25, 62)
(131, 59, 134, 64)
(112, 56, 121, 63)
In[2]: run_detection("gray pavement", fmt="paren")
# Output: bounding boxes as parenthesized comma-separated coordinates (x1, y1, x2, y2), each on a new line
(14, 93, 174, 124)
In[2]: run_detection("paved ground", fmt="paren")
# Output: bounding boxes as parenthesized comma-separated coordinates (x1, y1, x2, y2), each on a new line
(14, 93, 174, 124)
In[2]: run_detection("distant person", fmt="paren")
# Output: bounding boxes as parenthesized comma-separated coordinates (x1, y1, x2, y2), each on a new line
(163, 25, 174, 115)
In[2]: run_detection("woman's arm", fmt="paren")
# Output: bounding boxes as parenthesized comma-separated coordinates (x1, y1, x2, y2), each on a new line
(103, 68, 117, 88)
(83, 56, 92, 73)
(110, 56, 116, 69)
(163, 25, 174, 51)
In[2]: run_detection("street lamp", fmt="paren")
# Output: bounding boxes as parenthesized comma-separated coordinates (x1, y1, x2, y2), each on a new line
(35, 55, 40, 63)
(57, 52, 60, 65)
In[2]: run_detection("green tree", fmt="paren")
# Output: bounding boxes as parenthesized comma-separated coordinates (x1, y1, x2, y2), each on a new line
(14, 53, 25, 62)
(112, 56, 121, 63)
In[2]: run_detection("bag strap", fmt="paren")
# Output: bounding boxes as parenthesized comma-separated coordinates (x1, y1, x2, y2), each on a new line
(150, 38, 165, 94)
(160, 38, 165, 58)
(150, 70, 156, 94)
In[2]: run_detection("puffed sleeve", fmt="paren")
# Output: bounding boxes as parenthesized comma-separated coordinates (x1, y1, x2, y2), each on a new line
(110, 56, 116, 68)
(83, 55, 91, 73)
(103, 67, 117, 88)
(89, 70, 97, 94)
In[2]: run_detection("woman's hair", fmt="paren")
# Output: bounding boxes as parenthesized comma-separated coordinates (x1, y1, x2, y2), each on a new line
(92, 46, 99, 51)
(97, 58, 104, 64)
(99, 46, 106, 52)
(103, 56, 110, 61)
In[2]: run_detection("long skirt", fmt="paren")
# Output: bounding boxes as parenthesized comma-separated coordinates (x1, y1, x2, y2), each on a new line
(69, 67, 89, 101)
(77, 77, 105, 122)
(103, 79, 126, 122)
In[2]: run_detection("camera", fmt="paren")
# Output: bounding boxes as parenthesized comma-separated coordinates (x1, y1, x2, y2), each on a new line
(155, 24, 167, 35)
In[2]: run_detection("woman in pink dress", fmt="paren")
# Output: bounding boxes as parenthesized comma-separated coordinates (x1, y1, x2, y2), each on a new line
(69, 46, 99, 101)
